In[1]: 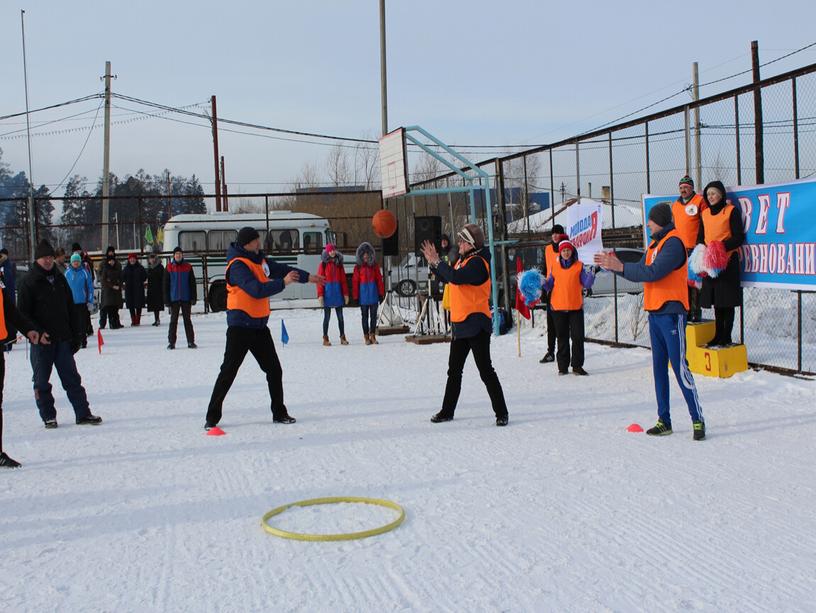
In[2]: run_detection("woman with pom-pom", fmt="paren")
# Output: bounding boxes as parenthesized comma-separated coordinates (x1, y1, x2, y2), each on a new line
(697, 181, 745, 347)
(542, 240, 595, 375)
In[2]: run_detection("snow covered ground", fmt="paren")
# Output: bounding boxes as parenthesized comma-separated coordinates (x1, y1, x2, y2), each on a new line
(1, 309, 815, 612)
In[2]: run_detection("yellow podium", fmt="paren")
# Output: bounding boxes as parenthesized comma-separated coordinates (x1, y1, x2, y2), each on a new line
(681, 320, 748, 378)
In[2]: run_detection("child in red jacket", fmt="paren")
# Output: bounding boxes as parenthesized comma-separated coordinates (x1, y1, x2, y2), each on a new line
(352, 242, 385, 345)
(317, 244, 349, 346)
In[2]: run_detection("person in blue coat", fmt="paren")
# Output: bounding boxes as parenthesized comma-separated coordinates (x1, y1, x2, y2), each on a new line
(164, 247, 197, 349)
(64, 254, 94, 349)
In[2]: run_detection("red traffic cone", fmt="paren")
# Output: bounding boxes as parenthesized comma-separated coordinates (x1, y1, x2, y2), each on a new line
(627, 423, 644, 433)
(206, 426, 226, 436)
(97, 329, 104, 354)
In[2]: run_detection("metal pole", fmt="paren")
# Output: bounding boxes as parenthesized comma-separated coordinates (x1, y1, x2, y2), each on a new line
(793, 77, 800, 179)
(211, 95, 222, 212)
(549, 149, 555, 225)
(692, 61, 702, 188)
(101, 61, 112, 250)
(683, 105, 690, 176)
(522, 155, 530, 235)
(752, 40, 764, 184)
(496, 160, 511, 316)
(575, 142, 581, 199)
(796, 291, 803, 373)
(609, 131, 618, 343)
(645, 122, 651, 193)
(379, 0, 388, 137)
(20, 10, 37, 262)
(735, 95, 742, 185)
(220, 156, 228, 212)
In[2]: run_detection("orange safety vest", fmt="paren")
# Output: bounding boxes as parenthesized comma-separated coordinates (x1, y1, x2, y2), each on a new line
(544, 244, 559, 277)
(226, 257, 271, 319)
(643, 229, 689, 312)
(449, 254, 491, 323)
(550, 259, 583, 311)
(701, 202, 738, 259)
(671, 193, 704, 249)
(0, 291, 7, 340)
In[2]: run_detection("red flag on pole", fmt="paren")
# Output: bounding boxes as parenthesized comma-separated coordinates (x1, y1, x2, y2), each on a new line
(514, 256, 531, 320)
(97, 329, 104, 354)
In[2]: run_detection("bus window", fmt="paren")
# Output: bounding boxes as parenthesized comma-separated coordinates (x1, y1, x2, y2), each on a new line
(179, 231, 206, 253)
(208, 230, 237, 252)
(303, 232, 322, 254)
(266, 229, 299, 253)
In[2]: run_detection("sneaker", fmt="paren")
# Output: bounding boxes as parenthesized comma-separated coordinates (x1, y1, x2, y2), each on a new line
(496, 415, 509, 427)
(539, 351, 555, 364)
(152, 321, 160, 327)
(76, 414, 103, 426)
(572, 367, 589, 376)
(167, 343, 175, 350)
(44, 419, 58, 429)
(430, 412, 454, 423)
(646, 420, 672, 436)
(188, 342, 198, 349)
(693, 420, 706, 441)
(273, 415, 297, 424)
(204, 422, 217, 431)
(558, 370, 568, 376)
(0, 452, 22, 468)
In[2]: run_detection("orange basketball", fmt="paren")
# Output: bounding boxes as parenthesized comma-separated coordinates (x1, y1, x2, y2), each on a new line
(372, 209, 397, 239)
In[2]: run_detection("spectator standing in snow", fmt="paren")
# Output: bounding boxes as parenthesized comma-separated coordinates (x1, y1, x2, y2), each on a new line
(420, 224, 509, 427)
(64, 253, 94, 349)
(317, 243, 349, 346)
(164, 246, 197, 349)
(0, 278, 41, 467)
(17, 240, 102, 429)
(99, 246, 124, 329)
(539, 225, 565, 364)
(672, 176, 706, 322)
(146, 253, 165, 326)
(541, 240, 595, 376)
(352, 242, 384, 345)
(697, 180, 745, 347)
(595, 202, 705, 440)
(121, 253, 147, 326)
(205, 227, 323, 430)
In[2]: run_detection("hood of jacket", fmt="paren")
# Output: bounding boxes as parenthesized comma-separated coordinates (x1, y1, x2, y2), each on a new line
(355, 242, 376, 266)
(226, 242, 266, 265)
(321, 247, 344, 265)
(702, 180, 728, 213)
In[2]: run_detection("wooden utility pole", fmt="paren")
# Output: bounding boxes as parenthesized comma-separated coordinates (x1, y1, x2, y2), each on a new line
(101, 61, 113, 249)
(220, 156, 228, 212)
(752, 41, 764, 184)
(211, 95, 222, 211)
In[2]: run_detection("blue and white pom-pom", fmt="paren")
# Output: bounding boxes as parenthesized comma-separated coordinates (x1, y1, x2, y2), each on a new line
(519, 269, 544, 305)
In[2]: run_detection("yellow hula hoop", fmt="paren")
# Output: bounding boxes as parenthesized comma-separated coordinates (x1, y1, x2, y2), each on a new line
(261, 496, 406, 542)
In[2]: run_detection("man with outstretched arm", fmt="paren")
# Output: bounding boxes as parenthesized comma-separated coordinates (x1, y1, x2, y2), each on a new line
(205, 227, 324, 430)
(594, 203, 705, 440)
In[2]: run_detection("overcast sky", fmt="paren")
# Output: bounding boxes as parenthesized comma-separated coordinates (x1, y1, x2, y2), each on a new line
(1, 0, 815, 197)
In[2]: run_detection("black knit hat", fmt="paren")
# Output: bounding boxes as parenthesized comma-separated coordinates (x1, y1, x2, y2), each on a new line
(34, 240, 56, 259)
(648, 202, 673, 227)
(552, 224, 565, 234)
(173, 246, 183, 254)
(237, 226, 260, 247)
(71, 242, 82, 252)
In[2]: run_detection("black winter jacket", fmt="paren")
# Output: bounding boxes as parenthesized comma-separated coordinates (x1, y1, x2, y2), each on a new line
(17, 262, 78, 342)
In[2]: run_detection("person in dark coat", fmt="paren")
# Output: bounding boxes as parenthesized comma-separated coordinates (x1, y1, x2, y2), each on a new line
(164, 246, 197, 349)
(16, 240, 102, 429)
(420, 224, 509, 427)
(205, 227, 324, 430)
(1, 280, 42, 467)
(145, 253, 165, 326)
(697, 180, 746, 347)
(99, 247, 123, 329)
(121, 253, 147, 326)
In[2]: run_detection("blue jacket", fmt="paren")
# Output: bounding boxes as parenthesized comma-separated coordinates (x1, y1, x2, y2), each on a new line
(0, 258, 16, 301)
(618, 222, 687, 315)
(165, 259, 196, 304)
(225, 243, 309, 329)
(64, 266, 94, 305)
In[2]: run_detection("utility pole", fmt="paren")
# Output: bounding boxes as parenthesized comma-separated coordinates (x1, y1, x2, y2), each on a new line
(20, 10, 37, 261)
(751, 41, 764, 184)
(101, 61, 114, 250)
(211, 95, 222, 212)
(379, 0, 388, 137)
(220, 156, 228, 212)
(692, 61, 702, 188)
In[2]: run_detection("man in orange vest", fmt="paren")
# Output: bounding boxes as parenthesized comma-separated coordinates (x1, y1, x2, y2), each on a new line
(1, 278, 42, 468)
(420, 224, 509, 427)
(594, 203, 705, 440)
(205, 227, 324, 430)
(672, 176, 705, 322)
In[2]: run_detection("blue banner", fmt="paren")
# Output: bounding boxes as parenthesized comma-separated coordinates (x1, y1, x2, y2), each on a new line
(643, 178, 816, 290)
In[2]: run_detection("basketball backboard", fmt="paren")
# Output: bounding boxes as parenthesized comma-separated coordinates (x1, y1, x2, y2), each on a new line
(379, 127, 409, 198)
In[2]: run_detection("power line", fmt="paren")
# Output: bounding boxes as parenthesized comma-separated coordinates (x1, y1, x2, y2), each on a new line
(0, 94, 101, 122)
(49, 100, 104, 196)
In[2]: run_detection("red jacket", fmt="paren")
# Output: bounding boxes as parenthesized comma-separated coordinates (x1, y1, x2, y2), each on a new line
(352, 263, 384, 305)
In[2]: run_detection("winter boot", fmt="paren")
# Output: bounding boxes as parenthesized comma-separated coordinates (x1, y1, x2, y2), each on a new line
(130, 315, 135, 327)
(365, 334, 372, 346)
(44, 419, 58, 429)
(430, 412, 454, 423)
(572, 367, 589, 376)
(539, 351, 555, 364)
(0, 452, 22, 468)
(693, 420, 706, 441)
(496, 415, 509, 427)
(340, 335, 349, 346)
(135, 313, 141, 326)
(76, 414, 103, 426)
(646, 420, 672, 436)
(323, 336, 331, 347)
(370, 332, 378, 344)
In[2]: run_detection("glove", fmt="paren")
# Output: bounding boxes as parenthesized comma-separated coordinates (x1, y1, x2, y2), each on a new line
(318, 296, 324, 307)
(344, 295, 349, 305)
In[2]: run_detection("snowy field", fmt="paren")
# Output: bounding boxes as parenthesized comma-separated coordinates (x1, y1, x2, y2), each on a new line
(1, 309, 815, 612)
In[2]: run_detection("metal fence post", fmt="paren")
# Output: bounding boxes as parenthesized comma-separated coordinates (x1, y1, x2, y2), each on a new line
(549, 149, 555, 225)
(735, 95, 742, 185)
(645, 122, 651, 193)
(793, 77, 800, 179)
(797, 291, 803, 373)
(609, 131, 619, 343)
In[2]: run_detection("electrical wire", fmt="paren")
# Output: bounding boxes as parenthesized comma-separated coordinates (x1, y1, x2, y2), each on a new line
(48, 100, 104, 196)
(0, 94, 102, 122)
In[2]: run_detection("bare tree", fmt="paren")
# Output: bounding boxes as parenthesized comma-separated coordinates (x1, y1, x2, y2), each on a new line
(326, 144, 351, 187)
(412, 152, 443, 183)
(295, 161, 322, 190)
(353, 137, 380, 190)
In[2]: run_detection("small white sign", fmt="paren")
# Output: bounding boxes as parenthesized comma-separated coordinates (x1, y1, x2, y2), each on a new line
(566, 198, 604, 264)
